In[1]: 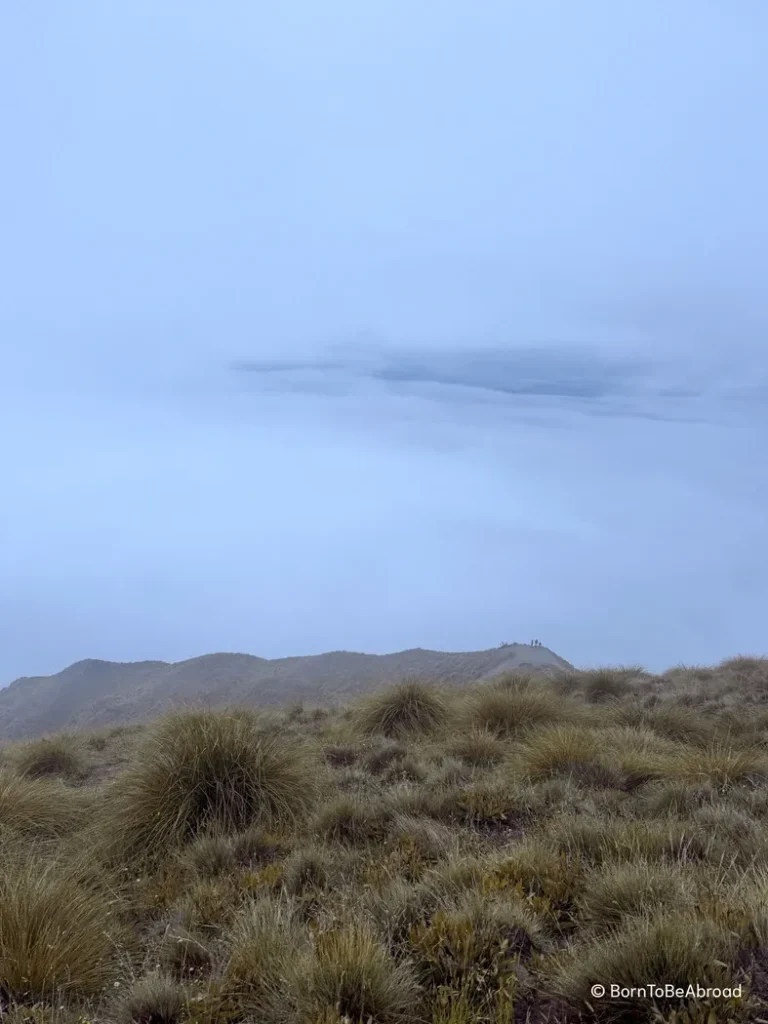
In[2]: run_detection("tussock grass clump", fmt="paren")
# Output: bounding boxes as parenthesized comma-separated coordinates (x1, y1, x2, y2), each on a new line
(513, 776, 590, 817)
(549, 668, 584, 695)
(587, 725, 672, 789)
(593, 722, 677, 757)
(0, 768, 90, 838)
(657, 742, 768, 791)
(638, 704, 717, 749)
(383, 753, 429, 785)
(690, 804, 767, 866)
(333, 766, 374, 792)
(487, 669, 538, 689)
(427, 756, 473, 789)
(409, 893, 547, 1013)
(356, 679, 449, 738)
(312, 794, 393, 846)
(282, 844, 350, 896)
(425, 856, 487, 900)
(178, 876, 243, 934)
(362, 739, 409, 775)
(429, 986, 514, 1024)
(229, 825, 284, 868)
(641, 781, 716, 817)
(223, 897, 306, 1023)
(323, 743, 358, 767)
(100, 711, 318, 862)
(483, 838, 582, 904)
(387, 815, 460, 869)
(295, 925, 421, 1024)
(0, 854, 128, 1001)
(611, 700, 720, 748)
(158, 927, 213, 979)
(385, 783, 465, 824)
(111, 974, 187, 1024)
(577, 860, 693, 931)
(0, 1005, 76, 1024)
(108, 723, 146, 738)
(730, 784, 768, 819)
(729, 868, 768, 946)
(514, 724, 607, 781)
(663, 663, 716, 685)
(448, 727, 507, 767)
(552, 912, 738, 1017)
(178, 832, 238, 878)
(176, 823, 283, 878)
(463, 682, 561, 737)
(718, 654, 768, 679)
(11, 734, 86, 781)
(364, 877, 441, 954)
(580, 667, 639, 703)
(457, 776, 534, 833)
(547, 815, 707, 866)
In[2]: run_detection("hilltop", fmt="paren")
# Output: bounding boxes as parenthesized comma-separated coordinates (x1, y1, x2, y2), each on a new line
(0, 643, 571, 741)
(0, 657, 767, 1022)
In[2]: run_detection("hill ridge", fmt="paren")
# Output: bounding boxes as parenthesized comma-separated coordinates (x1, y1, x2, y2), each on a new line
(0, 644, 571, 741)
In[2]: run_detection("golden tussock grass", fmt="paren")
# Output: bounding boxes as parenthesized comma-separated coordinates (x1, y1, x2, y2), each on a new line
(2, 659, 768, 1023)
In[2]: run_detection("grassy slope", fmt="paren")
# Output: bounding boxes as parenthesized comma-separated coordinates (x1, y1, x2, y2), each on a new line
(0, 658, 767, 1024)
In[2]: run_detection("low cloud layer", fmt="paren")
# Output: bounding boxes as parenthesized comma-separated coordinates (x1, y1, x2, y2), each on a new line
(2, 1, 767, 682)
(232, 342, 767, 426)
(234, 346, 654, 399)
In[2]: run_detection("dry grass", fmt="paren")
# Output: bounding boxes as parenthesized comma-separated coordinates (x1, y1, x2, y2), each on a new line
(282, 844, 346, 896)
(96, 710, 319, 863)
(0, 768, 92, 838)
(11, 734, 87, 781)
(2, 661, 768, 1023)
(576, 860, 694, 930)
(552, 912, 739, 1019)
(0, 852, 130, 1002)
(482, 837, 582, 904)
(111, 974, 188, 1024)
(513, 724, 607, 781)
(157, 926, 213, 980)
(222, 896, 305, 1022)
(580, 667, 639, 703)
(656, 741, 768, 791)
(355, 679, 450, 738)
(463, 680, 562, 736)
(447, 727, 508, 767)
(294, 925, 421, 1024)
(409, 891, 547, 1019)
(311, 793, 393, 846)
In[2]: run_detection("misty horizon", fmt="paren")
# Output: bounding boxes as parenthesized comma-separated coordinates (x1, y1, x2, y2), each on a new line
(2, 2, 767, 684)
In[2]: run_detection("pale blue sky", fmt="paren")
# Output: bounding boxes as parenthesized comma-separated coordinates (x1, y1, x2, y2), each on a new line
(2, 1, 767, 682)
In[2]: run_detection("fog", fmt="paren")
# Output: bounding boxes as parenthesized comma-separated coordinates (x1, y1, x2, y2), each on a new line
(2, 1, 767, 681)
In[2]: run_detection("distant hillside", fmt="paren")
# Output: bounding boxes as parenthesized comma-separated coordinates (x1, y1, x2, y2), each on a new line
(0, 644, 571, 741)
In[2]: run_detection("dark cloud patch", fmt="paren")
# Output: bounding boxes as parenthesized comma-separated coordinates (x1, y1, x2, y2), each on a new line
(231, 359, 345, 375)
(368, 348, 653, 399)
(231, 345, 691, 404)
